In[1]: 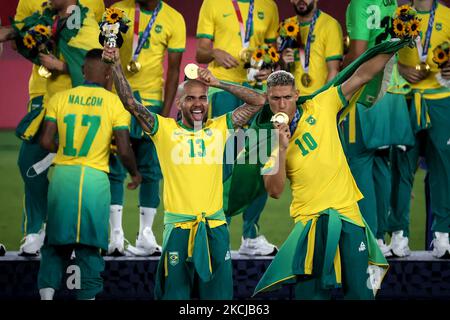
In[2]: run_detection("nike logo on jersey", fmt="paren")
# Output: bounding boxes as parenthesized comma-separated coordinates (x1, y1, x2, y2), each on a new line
(359, 242, 366, 252)
(223, 13, 232, 18)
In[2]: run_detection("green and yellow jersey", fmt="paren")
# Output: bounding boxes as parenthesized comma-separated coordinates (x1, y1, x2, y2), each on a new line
(397, 2, 450, 90)
(197, 0, 279, 84)
(112, 0, 186, 103)
(264, 86, 364, 224)
(149, 113, 234, 218)
(15, 0, 105, 101)
(286, 11, 343, 96)
(45, 83, 131, 172)
(346, 0, 397, 106)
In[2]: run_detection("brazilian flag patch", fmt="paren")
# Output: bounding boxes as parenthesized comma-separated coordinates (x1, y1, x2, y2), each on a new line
(169, 251, 179, 266)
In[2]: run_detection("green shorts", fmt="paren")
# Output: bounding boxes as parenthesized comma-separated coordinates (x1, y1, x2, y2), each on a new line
(155, 224, 233, 300)
(47, 165, 110, 250)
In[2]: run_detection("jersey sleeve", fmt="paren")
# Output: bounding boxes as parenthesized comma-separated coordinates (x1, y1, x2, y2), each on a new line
(265, 2, 280, 43)
(44, 93, 59, 122)
(346, 0, 370, 41)
(325, 18, 344, 61)
(168, 12, 186, 53)
(15, 0, 33, 21)
(312, 85, 348, 116)
(196, 0, 215, 40)
(111, 97, 131, 131)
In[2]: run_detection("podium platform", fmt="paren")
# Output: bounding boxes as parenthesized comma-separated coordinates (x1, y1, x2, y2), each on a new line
(0, 251, 449, 300)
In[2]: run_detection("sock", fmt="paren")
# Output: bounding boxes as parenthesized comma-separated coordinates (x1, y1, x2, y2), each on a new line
(139, 207, 157, 234)
(39, 288, 55, 300)
(109, 205, 123, 233)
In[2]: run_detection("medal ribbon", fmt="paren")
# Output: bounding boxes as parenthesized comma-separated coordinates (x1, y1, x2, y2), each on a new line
(131, 1, 161, 62)
(289, 108, 301, 135)
(231, 0, 254, 49)
(414, 0, 437, 63)
(299, 9, 319, 74)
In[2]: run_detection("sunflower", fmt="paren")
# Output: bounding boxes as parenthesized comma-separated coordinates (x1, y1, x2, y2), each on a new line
(393, 18, 407, 37)
(105, 8, 124, 24)
(268, 46, 279, 63)
(407, 17, 421, 38)
(23, 34, 36, 49)
(34, 24, 51, 38)
(433, 47, 449, 65)
(284, 21, 299, 38)
(252, 49, 265, 62)
(396, 5, 410, 17)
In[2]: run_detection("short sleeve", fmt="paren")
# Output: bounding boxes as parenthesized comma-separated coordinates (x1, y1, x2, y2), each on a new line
(112, 97, 131, 131)
(325, 19, 344, 61)
(265, 2, 279, 43)
(168, 12, 186, 53)
(15, 0, 32, 21)
(196, 0, 215, 40)
(346, 0, 370, 41)
(44, 94, 59, 122)
(312, 86, 348, 115)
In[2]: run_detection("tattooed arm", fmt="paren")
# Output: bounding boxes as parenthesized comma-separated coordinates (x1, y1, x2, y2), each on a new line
(103, 46, 156, 134)
(197, 68, 267, 128)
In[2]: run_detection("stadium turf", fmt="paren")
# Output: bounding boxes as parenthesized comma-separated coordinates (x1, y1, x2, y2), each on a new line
(0, 130, 426, 251)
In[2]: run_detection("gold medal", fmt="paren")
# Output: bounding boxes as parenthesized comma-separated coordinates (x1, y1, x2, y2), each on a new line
(127, 60, 142, 74)
(271, 112, 289, 125)
(184, 63, 199, 79)
(38, 65, 52, 79)
(301, 73, 312, 87)
(415, 62, 430, 73)
(239, 48, 252, 63)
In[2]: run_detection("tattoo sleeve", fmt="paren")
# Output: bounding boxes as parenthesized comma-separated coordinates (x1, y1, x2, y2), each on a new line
(216, 81, 266, 107)
(231, 103, 263, 128)
(111, 63, 156, 134)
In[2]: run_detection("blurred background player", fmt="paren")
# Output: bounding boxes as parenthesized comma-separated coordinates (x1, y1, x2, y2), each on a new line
(38, 49, 139, 300)
(195, 0, 279, 256)
(3, 0, 104, 256)
(387, 0, 450, 258)
(342, 0, 397, 257)
(106, 0, 186, 256)
(280, 0, 343, 95)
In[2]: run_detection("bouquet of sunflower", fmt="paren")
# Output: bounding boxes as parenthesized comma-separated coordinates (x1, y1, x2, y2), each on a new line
(99, 7, 130, 49)
(247, 44, 280, 84)
(433, 42, 450, 87)
(276, 18, 300, 52)
(392, 5, 421, 41)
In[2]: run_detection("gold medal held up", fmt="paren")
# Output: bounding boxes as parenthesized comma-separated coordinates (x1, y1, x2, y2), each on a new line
(38, 65, 52, 79)
(415, 62, 430, 73)
(301, 73, 312, 87)
(127, 60, 142, 74)
(271, 112, 289, 125)
(239, 48, 252, 63)
(184, 63, 199, 79)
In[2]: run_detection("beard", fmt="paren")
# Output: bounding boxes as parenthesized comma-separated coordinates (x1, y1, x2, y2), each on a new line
(293, 1, 315, 17)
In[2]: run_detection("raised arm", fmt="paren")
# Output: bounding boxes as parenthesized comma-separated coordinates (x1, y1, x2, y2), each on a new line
(103, 46, 156, 134)
(341, 52, 394, 101)
(196, 68, 266, 127)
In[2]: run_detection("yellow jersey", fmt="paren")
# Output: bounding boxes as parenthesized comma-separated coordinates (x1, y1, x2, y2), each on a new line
(45, 83, 131, 172)
(197, 0, 279, 83)
(287, 11, 343, 96)
(149, 113, 234, 216)
(15, 0, 105, 100)
(397, 2, 450, 90)
(263, 86, 364, 224)
(112, 0, 186, 103)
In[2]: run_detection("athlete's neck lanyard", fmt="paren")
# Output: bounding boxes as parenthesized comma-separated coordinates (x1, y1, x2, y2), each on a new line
(131, 1, 161, 62)
(299, 9, 319, 74)
(414, 0, 437, 63)
(289, 108, 301, 135)
(231, 0, 254, 49)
